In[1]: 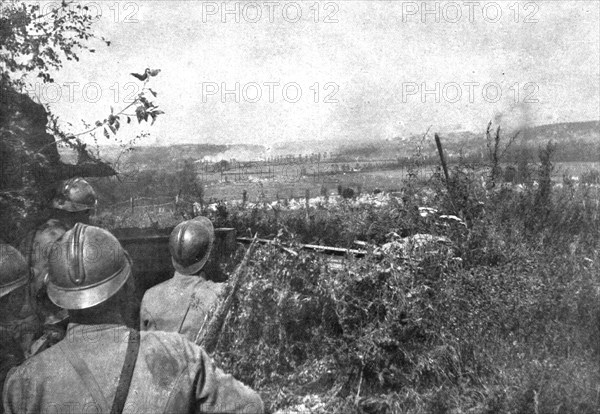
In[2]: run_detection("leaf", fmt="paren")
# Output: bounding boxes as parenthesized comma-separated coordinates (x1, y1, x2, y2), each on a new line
(103, 127, 110, 139)
(150, 112, 157, 126)
(130, 72, 146, 81)
(148, 88, 157, 97)
(148, 69, 161, 77)
(109, 124, 117, 135)
(127, 116, 131, 124)
(114, 120, 120, 131)
(95, 121, 103, 127)
(140, 96, 151, 109)
(151, 110, 165, 116)
(110, 106, 114, 115)
(135, 106, 145, 123)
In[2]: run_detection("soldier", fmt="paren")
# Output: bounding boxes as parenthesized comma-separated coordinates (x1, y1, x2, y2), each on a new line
(0, 244, 32, 400)
(140, 216, 226, 343)
(48, 176, 97, 227)
(18, 177, 97, 355)
(3, 223, 264, 413)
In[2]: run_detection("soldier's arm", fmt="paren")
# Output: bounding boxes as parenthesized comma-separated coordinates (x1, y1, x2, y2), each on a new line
(1, 338, 25, 413)
(2, 364, 36, 414)
(194, 347, 264, 414)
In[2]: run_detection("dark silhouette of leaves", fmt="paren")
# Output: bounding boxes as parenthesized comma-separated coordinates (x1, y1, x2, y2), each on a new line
(135, 106, 146, 123)
(130, 71, 148, 81)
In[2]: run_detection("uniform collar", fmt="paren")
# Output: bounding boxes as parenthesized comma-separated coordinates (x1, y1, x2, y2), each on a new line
(174, 271, 206, 280)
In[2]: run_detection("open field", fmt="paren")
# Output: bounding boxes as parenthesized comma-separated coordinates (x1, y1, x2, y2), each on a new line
(94, 161, 599, 220)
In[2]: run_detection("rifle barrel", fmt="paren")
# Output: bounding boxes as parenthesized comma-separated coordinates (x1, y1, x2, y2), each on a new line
(236, 237, 369, 257)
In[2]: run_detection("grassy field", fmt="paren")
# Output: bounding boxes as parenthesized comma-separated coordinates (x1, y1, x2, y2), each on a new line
(198, 160, 598, 202)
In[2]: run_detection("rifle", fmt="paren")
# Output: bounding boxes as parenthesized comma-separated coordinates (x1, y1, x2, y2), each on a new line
(195, 234, 259, 353)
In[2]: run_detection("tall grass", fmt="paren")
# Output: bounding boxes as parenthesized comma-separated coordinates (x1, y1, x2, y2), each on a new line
(209, 166, 600, 413)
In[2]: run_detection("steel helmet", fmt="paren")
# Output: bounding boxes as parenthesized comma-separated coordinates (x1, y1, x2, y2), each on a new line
(51, 178, 97, 212)
(169, 216, 214, 275)
(0, 244, 29, 299)
(47, 223, 132, 310)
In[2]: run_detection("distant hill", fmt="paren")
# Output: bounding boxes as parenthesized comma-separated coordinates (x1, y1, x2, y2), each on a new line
(59, 120, 599, 167)
(521, 120, 600, 142)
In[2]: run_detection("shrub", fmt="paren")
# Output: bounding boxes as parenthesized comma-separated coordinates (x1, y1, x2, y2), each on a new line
(341, 187, 355, 199)
(580, 168, 600, 184)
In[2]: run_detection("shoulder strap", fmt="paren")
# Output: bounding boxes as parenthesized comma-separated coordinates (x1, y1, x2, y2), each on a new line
(177, 300, 194, 334)
(58, 340, 111, 413)
(110, 329, 141, 414)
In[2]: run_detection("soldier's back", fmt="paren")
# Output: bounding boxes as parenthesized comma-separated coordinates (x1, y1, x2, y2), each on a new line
(140, 272, 225, 343)
(3, 323, 263, 413)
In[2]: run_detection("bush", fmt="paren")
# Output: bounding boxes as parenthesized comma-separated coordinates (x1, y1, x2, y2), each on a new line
(341, 187, 355, 199)
(208, 167, 600, 413)
(580, 168, 600, 184)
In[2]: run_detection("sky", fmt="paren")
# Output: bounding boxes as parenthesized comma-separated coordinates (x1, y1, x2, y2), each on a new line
(29, 0, 600, 146)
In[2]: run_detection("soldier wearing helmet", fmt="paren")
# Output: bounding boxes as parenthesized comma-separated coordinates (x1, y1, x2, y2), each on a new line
(0, 244, 36, 398)
(17, 177, 97, 355)
(3, 224, 264, 414)
(50, 177, 97, 226)
(139, 216, 226, 343)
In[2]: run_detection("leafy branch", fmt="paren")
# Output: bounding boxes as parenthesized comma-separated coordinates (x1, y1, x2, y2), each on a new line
(34, 68, 164, 159)
(0, 1, 109, 87)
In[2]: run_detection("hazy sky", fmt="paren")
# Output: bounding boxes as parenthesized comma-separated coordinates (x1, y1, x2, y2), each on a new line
(33, 1, 600, 146)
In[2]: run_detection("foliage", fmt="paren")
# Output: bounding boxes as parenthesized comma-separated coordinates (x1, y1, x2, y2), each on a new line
(204, 158, 600, 413)
(0, 2, 166, 242)
(1, 1, 165, 153)
(177, 159, 204, 201)
(580, 168, 600, 184)
(0, 0, 109, 87)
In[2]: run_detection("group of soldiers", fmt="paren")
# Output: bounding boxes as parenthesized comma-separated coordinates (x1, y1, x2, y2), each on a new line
(0, 178, 264, 413)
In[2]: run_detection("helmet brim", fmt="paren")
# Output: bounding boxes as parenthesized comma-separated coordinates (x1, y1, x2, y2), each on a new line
(0, 274, 28, 298)
(51, 199, 94, 212)
(47, 254, 132, 310)
(172, 250, 210, 275)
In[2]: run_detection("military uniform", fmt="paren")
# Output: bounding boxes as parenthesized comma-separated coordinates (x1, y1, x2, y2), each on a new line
(0, 327, 25, 414)
(3, 323, 264, 413)
(18, 219, 69, 354)
(140, 272, 225, 343)
(0, 244, 36, 414)
(0, 314, 42, 361)
(19, 219, 67, 302)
